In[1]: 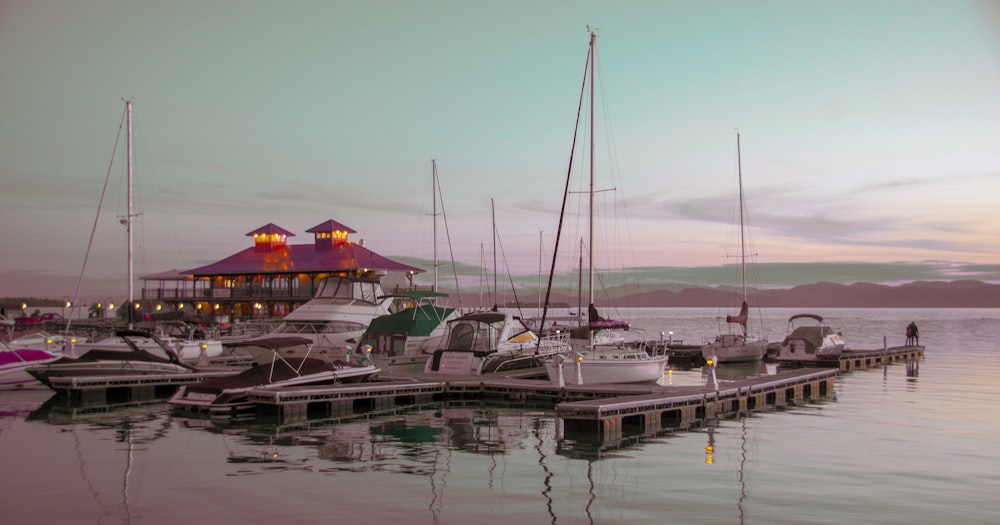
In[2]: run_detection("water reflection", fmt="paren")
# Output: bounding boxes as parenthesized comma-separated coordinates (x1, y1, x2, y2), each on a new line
(705, 416, 754, 525)
(25, 397, 171, 525)
(703, 359, 770, 382)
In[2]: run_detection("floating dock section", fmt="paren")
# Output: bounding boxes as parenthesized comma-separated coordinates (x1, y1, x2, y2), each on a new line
(557, 368, 836, 441)
(45, 369, 240, 407)
(243, 368, 838, 442)
(778, 344, 924, 371)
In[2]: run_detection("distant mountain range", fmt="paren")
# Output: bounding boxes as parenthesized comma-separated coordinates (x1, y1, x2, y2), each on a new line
(401, 259, 1000, 308)
(620, 280, 1000, 308)
(447, 280, 1000, 308)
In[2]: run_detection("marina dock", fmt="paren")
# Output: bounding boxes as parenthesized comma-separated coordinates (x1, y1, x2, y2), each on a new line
(36, 343, 923, 450)
(44, 369, 241, 407)
(778, 344, 924, 371)
(238, 368, 836, 440)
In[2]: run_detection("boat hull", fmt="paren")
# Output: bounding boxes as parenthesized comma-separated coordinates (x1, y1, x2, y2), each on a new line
(1, 348, 62, 388)
(26, 361, 193, 388)
(701, 338, 768, 364)
(545, 355, 667, 385)
(168, 358, 380, 418)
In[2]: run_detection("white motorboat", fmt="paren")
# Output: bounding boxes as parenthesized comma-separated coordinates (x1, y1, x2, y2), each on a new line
(252, 274, 398, 358)
(25, 329, 196, 389)
(0, 341, 61, 389)
(423, 310, 570, 376)
(75, 321, 224, 363)
(169, 336, 380, 418)
(7, 331, 78, 354)
(776, 314, 845, 364)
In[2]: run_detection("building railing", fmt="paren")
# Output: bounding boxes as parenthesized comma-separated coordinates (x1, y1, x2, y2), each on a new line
(141, 287, 316, 301)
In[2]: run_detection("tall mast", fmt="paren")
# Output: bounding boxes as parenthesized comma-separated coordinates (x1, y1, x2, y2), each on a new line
(491, 197, 497, 309)
(737, 131, 746, 304)
(587, 29, 596, 344)
(537, 231, 543, 309)
(432, 159, 439, 292)
(126, 99, 135, 329)
(578, 237, 584, 327)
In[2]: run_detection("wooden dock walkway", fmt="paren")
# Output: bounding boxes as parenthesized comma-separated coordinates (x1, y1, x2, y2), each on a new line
(37, 343, 922, 451)
(239, 367, 837, 444)
(45, 369, 240, 406)
(778, 344, 924, 371)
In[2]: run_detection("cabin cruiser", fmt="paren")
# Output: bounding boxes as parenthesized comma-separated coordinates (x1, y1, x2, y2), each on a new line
(357, 291, 459, 373)
(169, 336, 380, 418)
(777, 313, 845, 365)
(26, 330, 196, 389)
(423, 310, 570, 376)
(250, 275, 398, 358)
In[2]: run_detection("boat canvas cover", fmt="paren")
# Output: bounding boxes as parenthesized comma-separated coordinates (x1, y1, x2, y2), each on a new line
(587, 304, 629, 331)
(363, 304, 455, 339)
(782, 326, 827, 352)
(183, 357, 349, 395)
(726, 301, 750, 332)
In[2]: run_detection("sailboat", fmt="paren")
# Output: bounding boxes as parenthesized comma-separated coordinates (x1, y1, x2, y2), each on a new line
(540, 30, 668, 385)
(359, 160, 461, 373)
(700, 132, 767, 364)
(26, 101, 224, 386)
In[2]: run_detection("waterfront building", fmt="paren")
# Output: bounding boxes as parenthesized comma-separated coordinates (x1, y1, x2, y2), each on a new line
(140, 220, 423, 322)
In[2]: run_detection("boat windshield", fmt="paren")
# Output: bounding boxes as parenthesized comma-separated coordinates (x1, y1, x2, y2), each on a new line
(272, 320, 365, 335)
(314, 277, 382, 305)
(445, 319, 502, 352)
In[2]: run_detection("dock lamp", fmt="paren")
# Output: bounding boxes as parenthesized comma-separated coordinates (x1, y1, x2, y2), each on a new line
(706, 355, 720, 391)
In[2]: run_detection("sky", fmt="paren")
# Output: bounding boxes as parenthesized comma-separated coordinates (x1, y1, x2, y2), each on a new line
(2, 0, 999, 300)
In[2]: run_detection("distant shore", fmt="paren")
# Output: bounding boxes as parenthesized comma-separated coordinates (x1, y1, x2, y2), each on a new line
(4, 280, 999, 312)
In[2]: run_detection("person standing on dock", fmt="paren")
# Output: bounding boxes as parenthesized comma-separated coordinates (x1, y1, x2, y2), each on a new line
(906, 322, 919, 346)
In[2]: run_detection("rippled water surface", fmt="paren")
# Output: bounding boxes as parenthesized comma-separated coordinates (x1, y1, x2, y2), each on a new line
(2, 308, 998, 524)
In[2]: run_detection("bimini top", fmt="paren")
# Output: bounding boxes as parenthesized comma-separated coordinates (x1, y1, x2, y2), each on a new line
(788, 313, 825, 324)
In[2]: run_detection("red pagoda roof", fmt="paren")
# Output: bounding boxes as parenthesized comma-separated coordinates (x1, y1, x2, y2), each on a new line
(184, 242, 423, 276)
(306, 220, 356, 234)
(246, 223, 296, 237)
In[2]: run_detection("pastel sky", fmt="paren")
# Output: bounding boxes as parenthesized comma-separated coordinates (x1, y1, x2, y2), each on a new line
(2, 1, 999, 300)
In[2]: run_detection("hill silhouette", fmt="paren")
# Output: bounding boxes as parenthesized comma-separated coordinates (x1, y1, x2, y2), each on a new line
(482, 280, 1000, 308)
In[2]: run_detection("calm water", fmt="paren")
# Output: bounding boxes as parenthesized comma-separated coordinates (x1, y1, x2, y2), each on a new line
(2, 308, 998, 524)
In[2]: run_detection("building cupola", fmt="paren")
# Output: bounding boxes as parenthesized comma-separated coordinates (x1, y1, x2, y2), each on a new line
(247, 223, 296, 253)
(307, 219, 357, 251)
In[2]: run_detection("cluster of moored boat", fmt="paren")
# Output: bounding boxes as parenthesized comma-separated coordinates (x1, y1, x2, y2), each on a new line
(1, 273, 857, 421)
